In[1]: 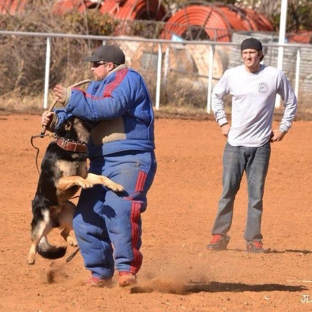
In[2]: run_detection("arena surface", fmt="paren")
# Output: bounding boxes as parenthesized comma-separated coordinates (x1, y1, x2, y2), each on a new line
(1, 113, 312, 312)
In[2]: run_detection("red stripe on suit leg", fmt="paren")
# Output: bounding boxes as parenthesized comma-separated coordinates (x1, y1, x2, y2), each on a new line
(130, 201, 142, 273)
(135, 170, 147, 192)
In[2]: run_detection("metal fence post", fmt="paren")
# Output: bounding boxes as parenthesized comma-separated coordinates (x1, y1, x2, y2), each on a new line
(155, 43, 162, 110)
(295, 48, 301, 101)
(206, 44, 214, 114)
(43, 37, 51, 110)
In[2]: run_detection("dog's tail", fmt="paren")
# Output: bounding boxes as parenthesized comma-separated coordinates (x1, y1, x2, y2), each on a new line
(37, 236, 67, 259)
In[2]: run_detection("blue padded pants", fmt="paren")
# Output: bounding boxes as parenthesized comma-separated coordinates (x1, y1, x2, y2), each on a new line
(73, 151, 157, 279)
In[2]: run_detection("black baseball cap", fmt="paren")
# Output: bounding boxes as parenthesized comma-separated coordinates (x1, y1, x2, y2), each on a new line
(241, 38, 263, 52)
(83, 45, 125, 65)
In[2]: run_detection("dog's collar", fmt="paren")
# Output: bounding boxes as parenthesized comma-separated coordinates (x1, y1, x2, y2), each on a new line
(55, 137, 87, 153)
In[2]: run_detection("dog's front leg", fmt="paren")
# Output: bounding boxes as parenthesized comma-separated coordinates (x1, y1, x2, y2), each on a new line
(57, 176, 94, 191)
(86, 173, 124, 192)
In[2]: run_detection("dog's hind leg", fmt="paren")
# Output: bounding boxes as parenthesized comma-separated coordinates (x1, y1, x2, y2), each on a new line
(27, 247, 35, 264)
(27, 218, 53, 265)
(27, 241, 39, 265)
(59, 201, 77, 247)
(31, 209, 67, 261)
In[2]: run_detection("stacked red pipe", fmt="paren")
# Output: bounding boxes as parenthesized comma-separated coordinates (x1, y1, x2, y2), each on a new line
(161, 5, 233, 42)
(161, 3, 274, 41)
(52, 0, 166, 21)
(242, 7, 274, 32)
(287, 30, 312, 44)
(1, 0, 275, 42)
(52, 0, 97, 14)
(0, 0, 26, 14)
(100, 0, 166, 21)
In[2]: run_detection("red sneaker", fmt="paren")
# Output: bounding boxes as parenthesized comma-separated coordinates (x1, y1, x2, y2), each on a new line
(118, 272, 136, 287)
(86, 276, 112, 287)
(246, 241, 268, 253)
(207, 234, 230, 250)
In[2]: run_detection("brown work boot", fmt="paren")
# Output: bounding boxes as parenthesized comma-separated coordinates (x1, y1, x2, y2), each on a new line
(118, 272, 137, 287)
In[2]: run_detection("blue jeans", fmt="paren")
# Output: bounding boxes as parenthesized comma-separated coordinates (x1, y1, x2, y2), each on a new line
(73, 151, 157, 279)
(211, 141, 271, 241)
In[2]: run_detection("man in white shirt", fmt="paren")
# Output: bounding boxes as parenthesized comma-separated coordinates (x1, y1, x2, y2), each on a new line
(207, 38, 297, 253)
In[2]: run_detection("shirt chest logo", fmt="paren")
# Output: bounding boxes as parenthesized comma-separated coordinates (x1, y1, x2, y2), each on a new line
(258, 82, 269, 94)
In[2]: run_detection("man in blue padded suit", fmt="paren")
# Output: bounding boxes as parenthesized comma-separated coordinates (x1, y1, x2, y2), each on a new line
(42, 45, 157, 287)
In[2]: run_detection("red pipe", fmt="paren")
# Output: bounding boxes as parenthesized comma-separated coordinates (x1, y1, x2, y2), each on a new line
(160, 5, 232, 42)
(288, 30, 312, 44)
(160, 3, 274, 42)
(0, 0, 26, 14)
(52, 0, 101, 14)
(243, 8, 274, 31)
(100, 0, 166, 21)
(52, 0, 87, 14)
(99, 0, 125, 16)
(116, 0, 166, 20)
(216, 5, 254, 31)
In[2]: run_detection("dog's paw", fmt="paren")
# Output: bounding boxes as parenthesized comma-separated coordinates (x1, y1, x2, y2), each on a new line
(27, 254, 35, 265)
(109, 182, 124, 193)
(77, 181, 93, 189)
(66, 236, 78, 247)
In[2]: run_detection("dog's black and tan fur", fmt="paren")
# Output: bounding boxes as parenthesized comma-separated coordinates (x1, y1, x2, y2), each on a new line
(27, 117, 124, 265)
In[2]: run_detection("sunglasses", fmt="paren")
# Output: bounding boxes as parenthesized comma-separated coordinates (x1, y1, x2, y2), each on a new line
(92, 61, 108, 68)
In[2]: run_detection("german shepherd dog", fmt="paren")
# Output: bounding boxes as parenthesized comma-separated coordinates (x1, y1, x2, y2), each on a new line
(27, 117, 124, 265)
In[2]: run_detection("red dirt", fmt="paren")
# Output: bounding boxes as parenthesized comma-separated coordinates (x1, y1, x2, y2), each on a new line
(1, 113, 312, 312)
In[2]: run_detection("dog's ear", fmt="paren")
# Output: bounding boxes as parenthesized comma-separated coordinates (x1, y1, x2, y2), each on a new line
(64, 121, 72, 131)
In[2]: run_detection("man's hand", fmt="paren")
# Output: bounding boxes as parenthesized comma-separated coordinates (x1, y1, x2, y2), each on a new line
(42, 111, 58, 131)
(53, 84, 71, 106)
(220, 123, 230, 137)
(42, 111, 55, 126)
(270, 129, 286, 142)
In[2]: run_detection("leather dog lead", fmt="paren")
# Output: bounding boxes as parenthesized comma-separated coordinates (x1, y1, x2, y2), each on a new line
(40, 79, 91, 137)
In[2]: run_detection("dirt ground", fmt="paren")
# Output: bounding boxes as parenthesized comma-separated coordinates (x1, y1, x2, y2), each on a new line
(1, 112, 312, 312)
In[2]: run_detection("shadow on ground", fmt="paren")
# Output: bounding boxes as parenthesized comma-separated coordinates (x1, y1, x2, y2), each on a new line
(130, 280, 307, 294)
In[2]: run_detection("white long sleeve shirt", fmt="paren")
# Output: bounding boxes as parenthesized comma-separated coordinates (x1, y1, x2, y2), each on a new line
(212, 64, 297, 147)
